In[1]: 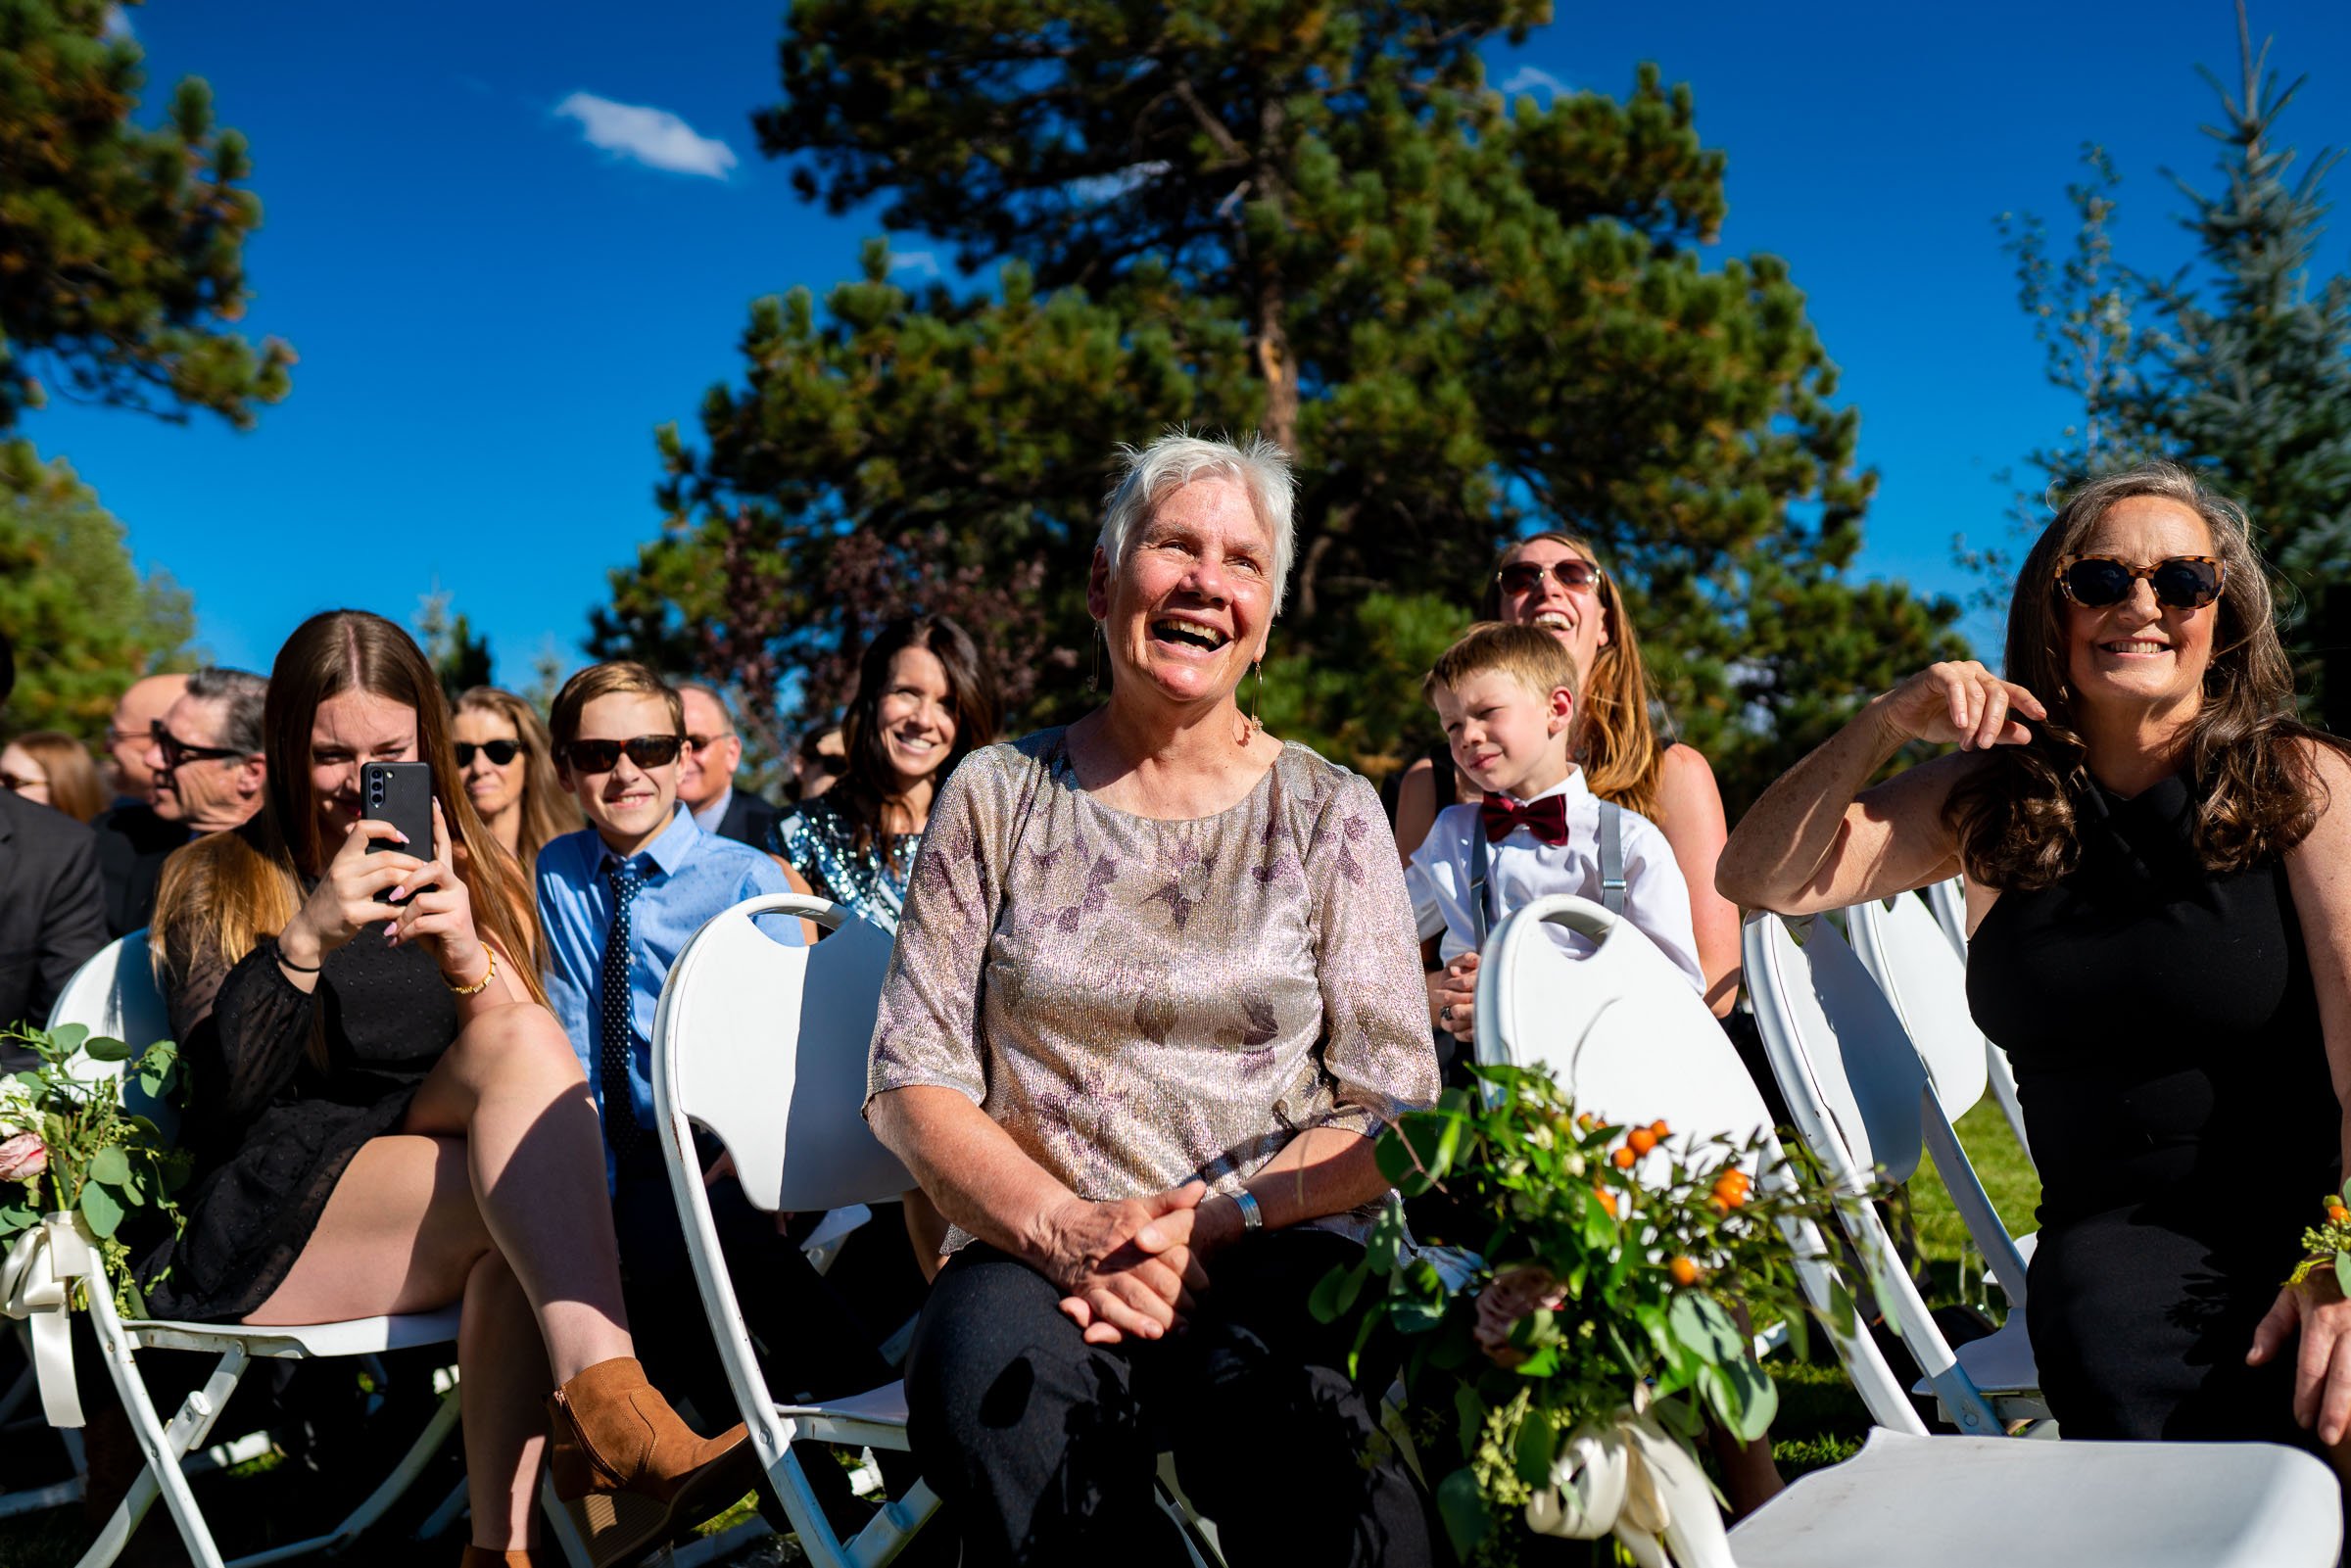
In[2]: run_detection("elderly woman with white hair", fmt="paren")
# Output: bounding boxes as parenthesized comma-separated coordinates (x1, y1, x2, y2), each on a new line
(866, 433, 1441, 1565)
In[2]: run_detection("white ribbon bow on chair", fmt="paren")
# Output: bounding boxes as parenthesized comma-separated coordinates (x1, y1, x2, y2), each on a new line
(1, 1212, 97, 1428)
(1523, 1404, 1737, 1568)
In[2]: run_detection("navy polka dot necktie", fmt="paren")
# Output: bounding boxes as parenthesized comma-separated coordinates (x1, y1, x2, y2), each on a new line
(600, 857, 646, 1160)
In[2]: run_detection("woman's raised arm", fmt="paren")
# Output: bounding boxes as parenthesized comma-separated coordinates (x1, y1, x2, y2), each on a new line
(1716, 662, 2039, 916)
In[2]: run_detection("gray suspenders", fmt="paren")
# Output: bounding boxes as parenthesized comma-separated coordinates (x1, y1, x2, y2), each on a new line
(1466, 798, 1626, 949)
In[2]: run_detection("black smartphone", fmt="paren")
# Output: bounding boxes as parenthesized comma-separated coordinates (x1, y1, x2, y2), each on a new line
(360, 762, 435, 898)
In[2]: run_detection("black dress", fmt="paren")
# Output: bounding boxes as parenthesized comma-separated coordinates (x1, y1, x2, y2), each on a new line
(137, 926, 458, 1322)
(1967, 771, 2340, 1443)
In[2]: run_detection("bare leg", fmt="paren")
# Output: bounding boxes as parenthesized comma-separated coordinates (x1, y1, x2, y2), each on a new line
(401, 1001, 635, 1381)
(461, 1251, 551, 1550)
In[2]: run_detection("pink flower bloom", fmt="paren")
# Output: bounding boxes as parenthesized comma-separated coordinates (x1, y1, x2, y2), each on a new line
(0, 1131, 47, 1183)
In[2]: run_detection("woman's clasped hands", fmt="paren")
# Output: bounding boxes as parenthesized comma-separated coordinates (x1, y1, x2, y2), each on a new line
(1042, 1181, 1233, 1346)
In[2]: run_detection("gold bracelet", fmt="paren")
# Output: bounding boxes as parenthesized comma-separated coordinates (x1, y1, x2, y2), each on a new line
(447, 949, 496, 997)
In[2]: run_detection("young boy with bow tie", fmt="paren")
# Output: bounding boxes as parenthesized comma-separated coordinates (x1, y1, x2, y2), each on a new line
(1405, 622, 1703, 1055)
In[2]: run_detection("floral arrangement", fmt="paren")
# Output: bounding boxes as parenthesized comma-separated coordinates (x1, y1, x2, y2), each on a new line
(1317, 1065, 1860, 1567)
(2286, 1183, 2351, 1293)
(0, 1022, 189, 1316)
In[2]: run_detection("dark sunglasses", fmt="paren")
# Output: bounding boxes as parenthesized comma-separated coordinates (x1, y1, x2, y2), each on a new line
(455, 739, 521, 767)
(149, 721, 247, 772)
(561, 735, 683, 774)
(2052, 554, 2226, 611)
(1497, 558, 1605, 596)
(682, 733, 733, 753)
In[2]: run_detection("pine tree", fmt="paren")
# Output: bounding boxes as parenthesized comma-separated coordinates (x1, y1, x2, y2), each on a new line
(414, 588, 496, 705)
(603, 3, 1964, 805)
(0, 0, 293, 432)
(1993, 5, 2351, 719)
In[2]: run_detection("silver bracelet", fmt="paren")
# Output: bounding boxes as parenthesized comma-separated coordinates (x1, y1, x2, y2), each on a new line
(1233, 1189, 1264, 1232)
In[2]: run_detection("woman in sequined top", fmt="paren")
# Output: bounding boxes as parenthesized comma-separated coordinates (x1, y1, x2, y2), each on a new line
(768, 614, 999, 935)
(866, 434, 1442, 1565)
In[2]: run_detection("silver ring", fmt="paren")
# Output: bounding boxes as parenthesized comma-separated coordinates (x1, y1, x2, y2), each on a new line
(1440, 1004, 1454, 1024)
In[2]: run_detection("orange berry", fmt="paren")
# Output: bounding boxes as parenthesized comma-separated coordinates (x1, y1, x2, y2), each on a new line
(2329, 1205, 2347, 1225)
(1593, 1187, 1618, 1217)
(1650, 1119, 1670, 1139)
(1612, 1147, 1637, 1169)
(1707, 1197, 1731, 1217)
(1669, 1257, 1701, 1286)
(1577, 1113, 1598, 1131)
(1627, 1128, 1657, 1156)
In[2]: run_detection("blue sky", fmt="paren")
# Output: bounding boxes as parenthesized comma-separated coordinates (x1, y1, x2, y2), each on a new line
(24, 0, 2351, 687)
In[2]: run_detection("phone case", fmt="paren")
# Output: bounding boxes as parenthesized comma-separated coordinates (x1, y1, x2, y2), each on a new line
(360, 761, 435, 867)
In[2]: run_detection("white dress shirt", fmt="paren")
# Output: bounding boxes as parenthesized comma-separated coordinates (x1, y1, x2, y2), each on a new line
(1405, 768, 1704, 993)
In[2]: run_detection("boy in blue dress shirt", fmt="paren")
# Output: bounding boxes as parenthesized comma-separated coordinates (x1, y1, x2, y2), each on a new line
(537, 662, 893, 1544)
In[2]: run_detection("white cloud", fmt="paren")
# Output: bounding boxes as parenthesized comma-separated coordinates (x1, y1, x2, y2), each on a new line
(1499, 65, 1569, 100)
(1066, 161, 1172, 206)
(553, 92, 738, 180)
(888, 250, 942, 279)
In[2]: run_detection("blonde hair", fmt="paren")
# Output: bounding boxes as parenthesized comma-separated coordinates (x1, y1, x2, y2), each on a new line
(1425, 622, 1582, 708)
(1487, 532, 1664, 819)
(153, 612, 547, 1039)
(1097, 432, 1299, 613)
(455, 687, 581, 879)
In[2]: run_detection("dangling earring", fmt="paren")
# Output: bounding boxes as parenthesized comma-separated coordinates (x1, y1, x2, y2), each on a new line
(1086, 625, 1102, 693)
(1247, 659, 1264, 739)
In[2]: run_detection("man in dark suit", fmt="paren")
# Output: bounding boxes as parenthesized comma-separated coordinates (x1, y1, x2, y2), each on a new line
(676, 681, 782, 850)
(0, 633, 108, 1062)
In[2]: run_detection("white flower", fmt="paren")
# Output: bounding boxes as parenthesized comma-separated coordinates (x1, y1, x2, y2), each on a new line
(0, 1076, 39, 1139)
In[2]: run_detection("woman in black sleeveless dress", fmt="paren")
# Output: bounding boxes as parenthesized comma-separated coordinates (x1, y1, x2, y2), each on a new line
(1720, 461, 2351, 1467)
(140, 612, 754, 1568)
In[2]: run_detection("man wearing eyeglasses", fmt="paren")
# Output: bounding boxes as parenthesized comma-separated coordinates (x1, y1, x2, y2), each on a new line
(675, 681, 781, 851)
(99, 673, 188, 807)
(88, 667, 266, 936)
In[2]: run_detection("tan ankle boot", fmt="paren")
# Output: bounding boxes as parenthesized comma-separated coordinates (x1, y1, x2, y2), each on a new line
(546, 1357, 756, 1567)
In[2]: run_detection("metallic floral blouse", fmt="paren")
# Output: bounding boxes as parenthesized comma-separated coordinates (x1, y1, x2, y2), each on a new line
(867, 728, 1440, 1251)
(769, 797, 920, 935)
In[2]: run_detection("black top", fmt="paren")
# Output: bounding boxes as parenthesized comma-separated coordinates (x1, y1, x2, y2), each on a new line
(1968, 771, 2336, 1238)
(137, 912, 458, 1323)
(89, 801, 192, 938)
(711, 787, 783, 852)
(0, 790, 108, 1061)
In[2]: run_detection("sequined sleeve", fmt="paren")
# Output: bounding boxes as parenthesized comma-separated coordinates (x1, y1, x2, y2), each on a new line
(864, 751, 1006, 1110)
(1305, 774, 1442, 1135)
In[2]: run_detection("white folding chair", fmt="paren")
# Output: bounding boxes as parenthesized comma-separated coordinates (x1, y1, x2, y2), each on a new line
(1912, 875, 2038, 1168)
(10, 934, 584, 1568)
(1481, 896, 2343, 1568)
(650, 893, 940, 1568)
(1744, 909, 2042, 1434)
(1847, 888, 2037, 1182)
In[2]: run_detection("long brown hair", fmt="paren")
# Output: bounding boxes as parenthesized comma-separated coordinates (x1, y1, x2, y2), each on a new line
(1944, 462, 2341, 889)
(455, 686, 582, 879)
(155, 611, 546, 1008)
(830, 615, 1000, 865)
(7, 731, 104, 823)
(1486, 532, 1666, 819)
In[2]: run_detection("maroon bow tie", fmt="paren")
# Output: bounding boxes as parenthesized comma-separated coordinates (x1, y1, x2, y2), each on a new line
(1479, 793, 1569, 846)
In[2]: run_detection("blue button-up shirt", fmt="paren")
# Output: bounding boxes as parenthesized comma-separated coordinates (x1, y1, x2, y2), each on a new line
(537, 805, 793, 1187)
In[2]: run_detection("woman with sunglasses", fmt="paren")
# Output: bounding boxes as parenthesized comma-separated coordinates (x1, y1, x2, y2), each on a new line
(142, 613, 754, 1567)
(1398, 532, 1745, 1033)
(454, 687, 581, 879)
(1720, 463, 2351, 1465)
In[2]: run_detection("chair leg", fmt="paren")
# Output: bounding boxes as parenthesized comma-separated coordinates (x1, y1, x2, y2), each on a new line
(219, 1384, 465, 1568)
(75, 1342, 247, 1568)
